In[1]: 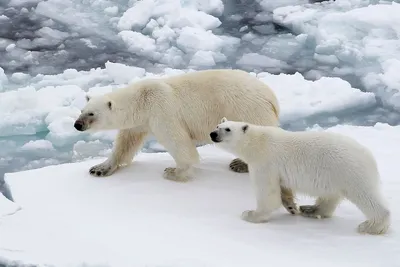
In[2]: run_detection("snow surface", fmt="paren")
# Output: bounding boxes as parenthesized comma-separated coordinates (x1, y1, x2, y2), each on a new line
(0, 192, 20, 217)
(1, 123, 400, 266)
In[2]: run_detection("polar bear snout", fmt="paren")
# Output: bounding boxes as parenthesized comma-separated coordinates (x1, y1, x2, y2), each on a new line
(210, 131, 221, 143)
(74, 111, 97, 131)
(74, 120, 85, 131)
(74, 116, 90, 131)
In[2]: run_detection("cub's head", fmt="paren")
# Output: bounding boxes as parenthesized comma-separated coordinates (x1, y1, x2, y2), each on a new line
(74, 95, 115, 132)
(210, 117, 249, 150)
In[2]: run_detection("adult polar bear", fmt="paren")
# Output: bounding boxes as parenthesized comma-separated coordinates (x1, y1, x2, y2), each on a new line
(73, 69, 299, 215)
(210, 118, 391, 235)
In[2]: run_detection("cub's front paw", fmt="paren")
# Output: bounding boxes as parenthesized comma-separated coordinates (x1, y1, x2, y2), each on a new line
(241, 210, 271, 223)
(163, 167, 190, 182)
(89, 161, 117, 177)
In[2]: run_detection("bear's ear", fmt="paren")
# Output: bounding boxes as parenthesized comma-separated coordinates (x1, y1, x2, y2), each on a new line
(107, 100, 113, 110)
(242, 124, 249, 133)
(85, 95, 91, 102)
(221, 117, 227, 123)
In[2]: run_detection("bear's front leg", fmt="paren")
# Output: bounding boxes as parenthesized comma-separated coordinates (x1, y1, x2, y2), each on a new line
(242, 166, 281, 223)
(230, 159, 299, 215)
(89, 129, 148, 177)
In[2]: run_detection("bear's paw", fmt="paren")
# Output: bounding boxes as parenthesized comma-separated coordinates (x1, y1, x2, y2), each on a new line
(241, 210, 271, 223)
(89, 161, 118, 177)
(163, 167, 190, 183)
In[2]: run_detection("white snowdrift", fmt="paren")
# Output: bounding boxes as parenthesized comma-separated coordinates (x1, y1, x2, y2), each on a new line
(273, 1, 400, 111)
(258, 72, 375, 122)
(1, 124, 399, 267)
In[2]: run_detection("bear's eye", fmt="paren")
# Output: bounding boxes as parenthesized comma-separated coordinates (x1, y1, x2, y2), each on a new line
(225, 128, 231, 132)
(88, 112, 94, 116)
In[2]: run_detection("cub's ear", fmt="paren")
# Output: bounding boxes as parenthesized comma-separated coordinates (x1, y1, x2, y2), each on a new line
(221, 117, 228, 123)
(85, 94, 91, 102)
(107, 100, 113, 110)
(242, 124, 249, 133)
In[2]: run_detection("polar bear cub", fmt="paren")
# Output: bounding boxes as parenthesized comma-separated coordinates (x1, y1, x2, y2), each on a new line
(210, 118, 391, 235)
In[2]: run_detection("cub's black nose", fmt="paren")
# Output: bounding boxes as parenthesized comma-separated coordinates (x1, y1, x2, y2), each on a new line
(74, 121, 83, 131)
(210, 131, 218, 142)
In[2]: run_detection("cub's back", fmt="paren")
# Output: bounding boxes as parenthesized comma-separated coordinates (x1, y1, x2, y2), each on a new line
(269, 130, 379, 192)
(280, 130, 378, 176)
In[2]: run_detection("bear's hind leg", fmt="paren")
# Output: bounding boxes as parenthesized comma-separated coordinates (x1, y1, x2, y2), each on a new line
(154, 130, 200, 183)
(89, 129, 148, 177)
(344, 190, 390, 235)
(229, 158, 248, 173)
(164, 163, 194, 183)
(162, 140, 200, 182)
(300, 195, 342, 219)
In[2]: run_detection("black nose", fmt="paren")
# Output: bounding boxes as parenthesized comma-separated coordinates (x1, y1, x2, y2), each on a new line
(74, 121, 83, 131)
(210, 131, 218, 141)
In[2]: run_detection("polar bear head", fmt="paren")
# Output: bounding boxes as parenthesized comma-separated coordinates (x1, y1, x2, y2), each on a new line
(74, 81, 162, 132)
(210, 117, 249, 151)
(74, 94, 117, 132)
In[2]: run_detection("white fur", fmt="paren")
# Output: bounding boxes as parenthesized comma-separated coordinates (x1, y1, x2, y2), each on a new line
(78, 69, 280, 182)
(213, 119, 391, 235)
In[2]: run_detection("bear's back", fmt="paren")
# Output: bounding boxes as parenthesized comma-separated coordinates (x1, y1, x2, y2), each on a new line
(162, 69, 280, 142)
(164, 69, 276, 104)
